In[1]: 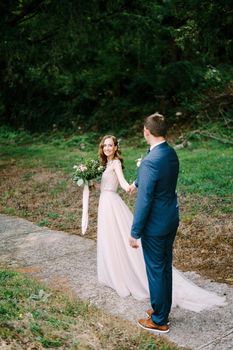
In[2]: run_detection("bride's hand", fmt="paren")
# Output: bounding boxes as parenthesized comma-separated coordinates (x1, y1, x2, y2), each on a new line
(89, 180, 99, 190)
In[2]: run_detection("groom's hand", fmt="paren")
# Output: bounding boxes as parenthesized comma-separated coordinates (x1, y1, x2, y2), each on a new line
(129, 237, 139, 249)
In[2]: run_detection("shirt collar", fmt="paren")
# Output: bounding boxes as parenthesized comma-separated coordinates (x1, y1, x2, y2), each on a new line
(150, 140, 166, 151)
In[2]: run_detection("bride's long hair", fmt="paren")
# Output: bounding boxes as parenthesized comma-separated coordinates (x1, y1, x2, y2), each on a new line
(98, 135, 124, 167)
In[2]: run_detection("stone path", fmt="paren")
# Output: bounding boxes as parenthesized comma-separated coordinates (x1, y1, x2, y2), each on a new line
(0, 214, 232, 349)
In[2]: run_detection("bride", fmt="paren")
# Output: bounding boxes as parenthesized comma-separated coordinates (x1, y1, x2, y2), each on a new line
(97, 134, 226, 313)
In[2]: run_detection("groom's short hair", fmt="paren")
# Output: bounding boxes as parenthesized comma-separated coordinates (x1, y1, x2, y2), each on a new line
(144, 112, 167, 137)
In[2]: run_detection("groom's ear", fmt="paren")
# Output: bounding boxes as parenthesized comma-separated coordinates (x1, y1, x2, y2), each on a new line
(144, 127, 150, 137)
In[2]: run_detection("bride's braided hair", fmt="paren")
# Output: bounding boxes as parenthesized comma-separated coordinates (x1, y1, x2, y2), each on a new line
(98, 135, 124, 168)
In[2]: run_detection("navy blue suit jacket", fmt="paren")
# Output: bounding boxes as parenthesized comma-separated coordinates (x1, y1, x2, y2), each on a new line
(131, 142, 179, 239)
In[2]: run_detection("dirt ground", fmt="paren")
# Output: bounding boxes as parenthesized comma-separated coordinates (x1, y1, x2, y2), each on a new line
(0, 165, 232, 286)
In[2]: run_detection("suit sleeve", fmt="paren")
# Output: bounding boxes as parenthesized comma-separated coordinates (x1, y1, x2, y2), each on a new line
(131, 159, 159, 239)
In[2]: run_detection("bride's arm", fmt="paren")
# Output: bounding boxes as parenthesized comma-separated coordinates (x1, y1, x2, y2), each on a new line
(113, 160, 130, 192)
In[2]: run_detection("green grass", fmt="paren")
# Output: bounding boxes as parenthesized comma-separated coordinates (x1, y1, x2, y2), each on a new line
(177, 141, 232, 197)
(0, 268, 178, 350)
(0, 269, 85, 348)
(0, 126, 99, 172)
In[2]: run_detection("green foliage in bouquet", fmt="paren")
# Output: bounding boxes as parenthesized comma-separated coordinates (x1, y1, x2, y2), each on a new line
(73, 159, 105, 186)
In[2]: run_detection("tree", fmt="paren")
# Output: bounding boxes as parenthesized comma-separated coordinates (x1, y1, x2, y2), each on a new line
(0, 0, 232, 132)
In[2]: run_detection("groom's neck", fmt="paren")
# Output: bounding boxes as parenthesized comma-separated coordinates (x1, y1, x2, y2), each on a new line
(149, 136, 165, 147)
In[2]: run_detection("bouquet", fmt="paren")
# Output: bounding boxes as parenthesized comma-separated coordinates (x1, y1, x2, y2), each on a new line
(73, 159, 105, 187)
(72, 159, 105, 235)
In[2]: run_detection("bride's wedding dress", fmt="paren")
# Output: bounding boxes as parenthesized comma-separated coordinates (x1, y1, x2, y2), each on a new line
(97, 159, 226, 312)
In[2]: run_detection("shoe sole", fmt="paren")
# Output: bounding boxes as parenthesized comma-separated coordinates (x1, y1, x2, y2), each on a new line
(137, 321, 170, 334)
(146, 311, 170, 326)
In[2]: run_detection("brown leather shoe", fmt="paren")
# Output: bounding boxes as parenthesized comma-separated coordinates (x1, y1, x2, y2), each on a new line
(138, 318, 169, 334)
(146, 309, 170, 325)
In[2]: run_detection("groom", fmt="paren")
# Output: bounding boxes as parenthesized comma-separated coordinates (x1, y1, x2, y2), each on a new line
(129, 113, 179, 334)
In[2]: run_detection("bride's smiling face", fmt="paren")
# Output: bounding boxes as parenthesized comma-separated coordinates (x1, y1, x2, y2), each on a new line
(103, 138, 117, 159)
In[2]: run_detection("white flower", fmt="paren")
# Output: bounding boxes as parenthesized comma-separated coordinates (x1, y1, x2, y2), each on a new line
(79, 165, 87, 172)
(77, 178, 84, 186)
(73, 165, 78, 169)
(136, 157, 142, 167)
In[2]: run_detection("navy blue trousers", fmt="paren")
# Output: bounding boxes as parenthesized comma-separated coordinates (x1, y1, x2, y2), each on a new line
(141, 229, 177, 326)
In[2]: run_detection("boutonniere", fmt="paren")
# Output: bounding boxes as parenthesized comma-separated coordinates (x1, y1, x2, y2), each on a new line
(136, 157, 142, 168)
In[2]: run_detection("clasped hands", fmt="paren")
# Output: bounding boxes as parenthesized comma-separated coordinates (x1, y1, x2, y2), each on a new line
(127, 182, 137, 194)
